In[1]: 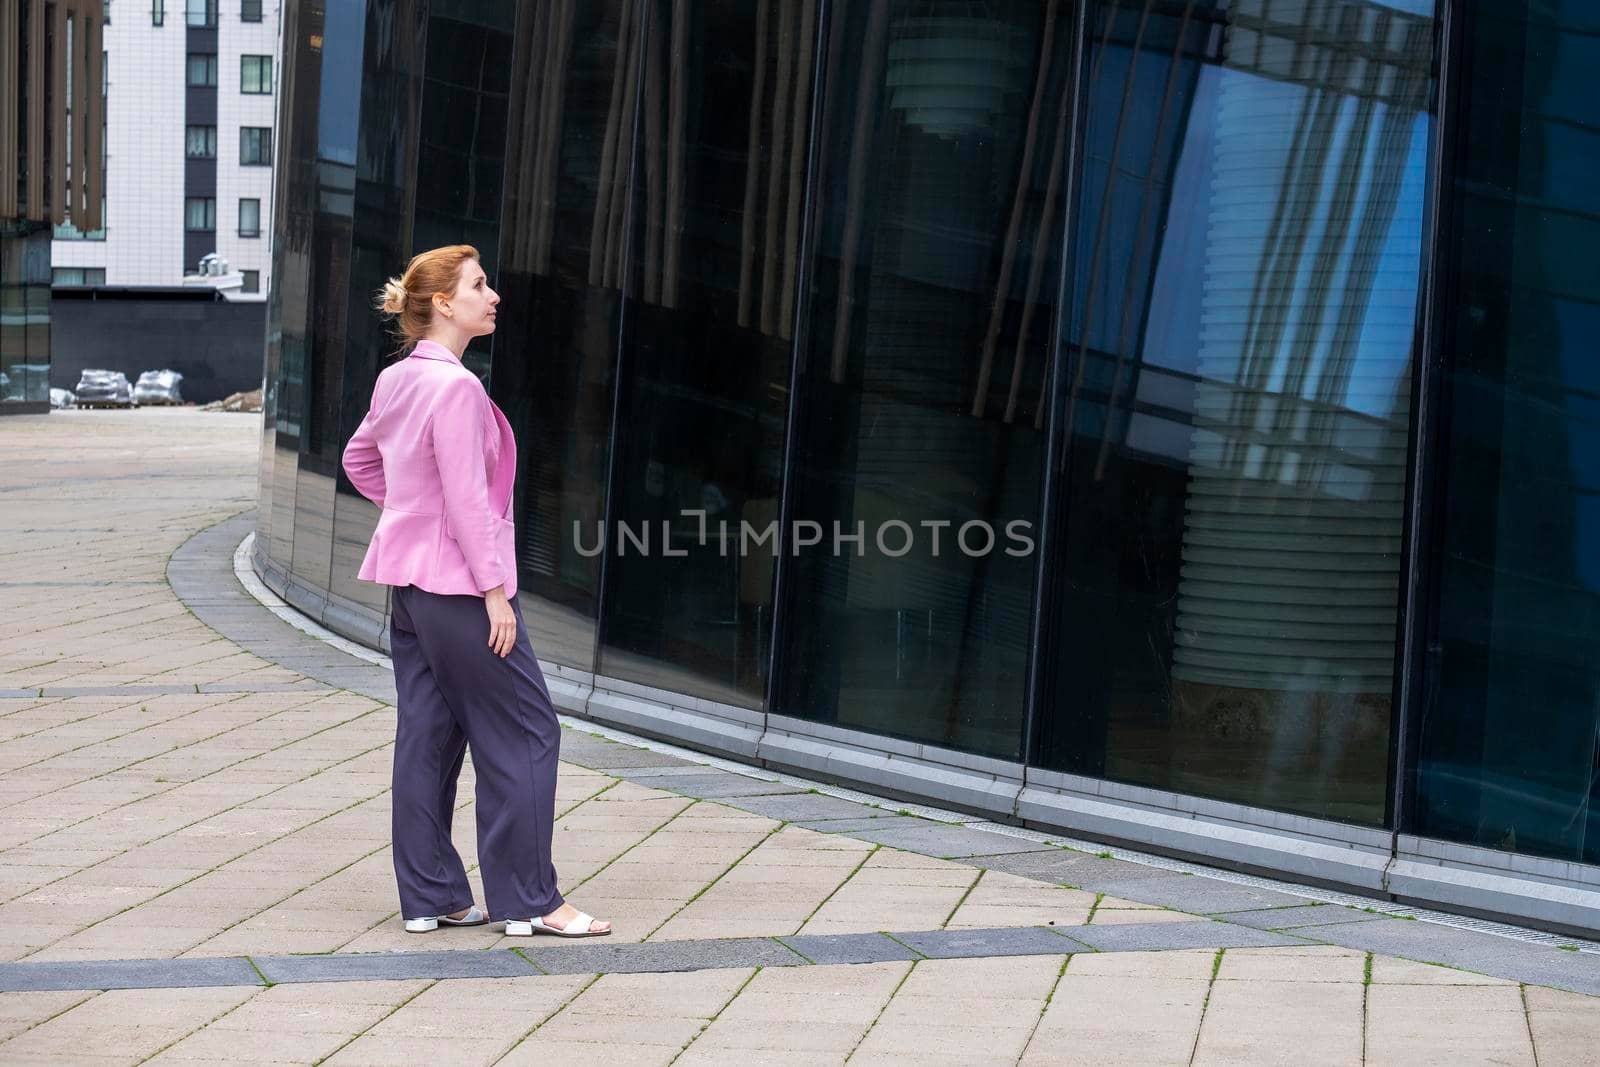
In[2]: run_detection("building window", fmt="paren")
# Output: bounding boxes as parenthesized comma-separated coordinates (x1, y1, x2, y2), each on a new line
(238, 198, 261, 237)
(152, 0, 164, 25)
(52, 267, 107, 286)
(185, 0, 216, 27)
(241, 270, 260, 294)
(239, 127, 272, 166)
(241, 55, 273, 95)
(54, 197, 108, 241)
(241, 0, 261, 22)
(186, 53, 218, 88)
(185, 197, 216, 231)
(185, 125, 216, 159)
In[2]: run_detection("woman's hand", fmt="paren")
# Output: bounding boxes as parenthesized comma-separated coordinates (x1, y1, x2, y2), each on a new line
(484, 586, 516, 658)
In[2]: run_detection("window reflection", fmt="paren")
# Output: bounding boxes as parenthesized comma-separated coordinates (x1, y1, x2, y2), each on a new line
(779, 0, 1067, 757)
(1039, 0, 1435, 825)
(331, 0, 433, 616)
(492, 0, 637, 671)
(596, 0, 812, 705)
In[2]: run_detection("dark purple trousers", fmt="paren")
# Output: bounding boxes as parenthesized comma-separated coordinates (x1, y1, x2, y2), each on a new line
(389, 584, 565, 922)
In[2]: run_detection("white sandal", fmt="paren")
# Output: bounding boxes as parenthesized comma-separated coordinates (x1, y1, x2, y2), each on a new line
(504, 910, 610, 938)
(404, 905, 488, 933)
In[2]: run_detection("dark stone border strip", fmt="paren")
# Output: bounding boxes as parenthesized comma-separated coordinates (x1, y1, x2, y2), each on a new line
(0, 920, 1309, 994)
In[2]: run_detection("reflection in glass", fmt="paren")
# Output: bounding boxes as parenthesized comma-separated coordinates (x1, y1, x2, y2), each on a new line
(597, 0, 809, 705)
(332, 0, 433, 616)
(0, 226, 52, 405)
(493, 0, 638, 670)
(1413, 0, 1600, 863)
(779, 0, 1068, 758)
(415, 3, 514, 380)
(1038, 0, 1435, 824)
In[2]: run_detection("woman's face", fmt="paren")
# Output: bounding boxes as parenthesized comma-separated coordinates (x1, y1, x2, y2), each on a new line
(445, 259, 500, 337)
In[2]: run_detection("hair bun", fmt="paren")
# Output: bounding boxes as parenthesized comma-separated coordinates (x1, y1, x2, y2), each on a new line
(379, 278, 408, 315)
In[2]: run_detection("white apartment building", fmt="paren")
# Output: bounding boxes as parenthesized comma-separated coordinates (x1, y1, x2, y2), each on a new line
(51, 0, 282, 301)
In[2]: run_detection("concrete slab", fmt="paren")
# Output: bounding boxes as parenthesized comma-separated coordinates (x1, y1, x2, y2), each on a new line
(777, 932, 923, 965)
(893, 926, 1087, 959)
(0, 955, 263, 992)
(252, 949, 539, 984)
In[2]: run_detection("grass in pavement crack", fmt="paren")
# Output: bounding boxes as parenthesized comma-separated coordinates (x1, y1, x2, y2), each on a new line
(797, 844, 880, 930)
(1186, 949, 1227, 1067)
(313, 979, 437, 1066)
(878, 930, 927, 958)
(244, 956, 276, 987)
(938, 866, 986, 929)
(135, 983, 268, 1065)
(669, 965, 764, 1065)
(845, 957, 920, 1063)
(1085, 891, 1105, 925)
(644, 820, 789, 940)
(1014, 954, 1073, 1065)
(496, 972, 604, 1060)
(568, 795, 704, 898)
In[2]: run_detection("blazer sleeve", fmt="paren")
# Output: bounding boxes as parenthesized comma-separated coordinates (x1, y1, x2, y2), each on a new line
(430, 374, 508, 594)
(342, 405, 387, 508)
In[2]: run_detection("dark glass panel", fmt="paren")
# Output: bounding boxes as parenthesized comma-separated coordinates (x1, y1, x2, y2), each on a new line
(1036, 0, 1436, 826)
(262, 0, 329, 569)
(595, 0, 810, 704)
(413, 7, 514, 380)
(331, 0, 432, 616)
(777, 0, 1069, 758)
(0, 227, 52, 405)
(1412, 0, 1600, 862)
(288, 0, 369, 594)
(491, 0, 639, 670)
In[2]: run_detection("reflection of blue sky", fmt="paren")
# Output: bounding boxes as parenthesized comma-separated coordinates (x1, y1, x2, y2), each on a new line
(315, 0, 366, 167)
(1139, 65, 1430, 428)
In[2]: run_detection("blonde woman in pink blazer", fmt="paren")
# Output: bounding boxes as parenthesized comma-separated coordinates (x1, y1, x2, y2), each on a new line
(342, 244, 610, 939)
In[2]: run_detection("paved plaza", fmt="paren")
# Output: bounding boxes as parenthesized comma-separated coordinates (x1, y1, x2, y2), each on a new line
(1, 409, 1599, 1064)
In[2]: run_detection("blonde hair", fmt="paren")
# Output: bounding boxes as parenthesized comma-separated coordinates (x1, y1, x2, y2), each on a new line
(375, 244, 480, 346)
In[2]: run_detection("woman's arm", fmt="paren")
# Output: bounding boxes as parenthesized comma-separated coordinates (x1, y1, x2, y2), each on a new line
(431, 374, 509, 596)
(342, 407, 387, 507)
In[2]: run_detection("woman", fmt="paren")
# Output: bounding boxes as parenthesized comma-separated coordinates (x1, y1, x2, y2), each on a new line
(341, 244, 610, 939)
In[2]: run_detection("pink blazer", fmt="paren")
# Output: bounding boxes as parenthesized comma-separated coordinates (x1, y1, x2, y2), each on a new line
(341, 339, 519, 598)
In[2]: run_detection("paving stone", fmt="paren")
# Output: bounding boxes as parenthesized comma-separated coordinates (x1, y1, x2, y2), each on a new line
(560, 745, 698, 771)
(789, 815, 936, 834)
(524, 936, 807, 975)
(1218, 904, 1382, 931)
(976, 849, 1178, 889)
(1063, 919, 1308, 953)
(893, 925, 1084, 959)
(777, 932, 923, 965)
(716, 793, 886, 822)
(848, 823, 1057, 859)
(1313, 919, 1600, 996)
(1092, 874, 1312, 914)
(253, 949, 539, 984)
(640, 772, 805, 800)
(0, 955, 263, 992)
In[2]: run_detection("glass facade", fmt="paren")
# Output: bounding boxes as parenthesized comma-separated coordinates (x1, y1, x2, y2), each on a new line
(257, 0, 1600, 911)
(0, 225, 52, 407)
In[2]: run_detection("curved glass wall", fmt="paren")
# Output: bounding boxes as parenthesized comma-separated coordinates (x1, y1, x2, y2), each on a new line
(255, 0, 1600, 912)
